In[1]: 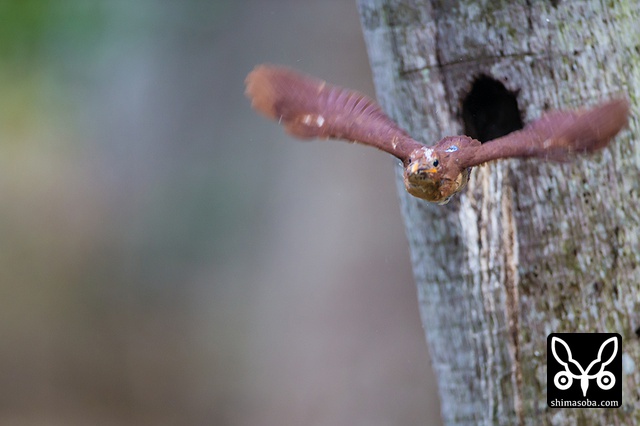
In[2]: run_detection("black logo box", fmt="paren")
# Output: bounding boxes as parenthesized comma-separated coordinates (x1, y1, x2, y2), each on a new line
(547, 333, 622, 407)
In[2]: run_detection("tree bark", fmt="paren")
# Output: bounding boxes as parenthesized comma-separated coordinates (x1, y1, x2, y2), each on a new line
(357, 1, 640, 425)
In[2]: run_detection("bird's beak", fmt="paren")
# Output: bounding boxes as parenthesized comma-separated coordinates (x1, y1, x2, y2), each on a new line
(409, 163, 437, 175)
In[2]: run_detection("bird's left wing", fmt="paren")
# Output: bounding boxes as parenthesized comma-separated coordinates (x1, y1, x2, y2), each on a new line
(456, 98, 630, 168)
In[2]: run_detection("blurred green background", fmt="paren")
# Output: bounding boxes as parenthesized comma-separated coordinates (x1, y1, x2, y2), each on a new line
(0, 1, 440, 424)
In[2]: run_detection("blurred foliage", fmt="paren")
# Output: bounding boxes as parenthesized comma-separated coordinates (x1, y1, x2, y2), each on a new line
(0, 0, 103, 151)
(0, 0, 104, 68)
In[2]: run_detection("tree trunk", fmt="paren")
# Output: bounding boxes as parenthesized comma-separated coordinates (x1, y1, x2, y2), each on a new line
(357, 1, 640, 424)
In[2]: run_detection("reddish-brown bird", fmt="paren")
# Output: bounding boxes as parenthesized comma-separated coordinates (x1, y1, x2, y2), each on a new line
(245, 64, 630, 204)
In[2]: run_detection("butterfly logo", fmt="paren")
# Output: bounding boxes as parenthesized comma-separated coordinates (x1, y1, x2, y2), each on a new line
(551, 336, 618, 397)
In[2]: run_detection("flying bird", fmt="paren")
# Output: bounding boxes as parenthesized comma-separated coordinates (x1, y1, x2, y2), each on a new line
(245, 64, 630, 204)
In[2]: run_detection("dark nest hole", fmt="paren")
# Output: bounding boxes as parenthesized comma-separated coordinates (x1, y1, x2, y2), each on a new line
(462, 75, 523, 143)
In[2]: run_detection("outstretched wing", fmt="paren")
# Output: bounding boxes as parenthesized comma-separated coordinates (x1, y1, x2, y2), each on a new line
(245, 64, 423, 161)
(456, 98, 630, 168)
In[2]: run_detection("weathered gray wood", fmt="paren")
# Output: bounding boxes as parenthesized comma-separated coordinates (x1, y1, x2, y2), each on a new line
(357, 1, 640, 424)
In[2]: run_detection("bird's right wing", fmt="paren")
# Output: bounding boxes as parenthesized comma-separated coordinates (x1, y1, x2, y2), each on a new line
(245, 64, 423, 162)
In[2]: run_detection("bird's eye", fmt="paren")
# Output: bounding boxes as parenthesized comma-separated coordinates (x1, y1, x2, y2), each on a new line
(433, 159, 439, 167)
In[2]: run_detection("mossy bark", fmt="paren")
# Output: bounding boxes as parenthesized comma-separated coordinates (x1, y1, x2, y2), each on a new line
(357, 1, 640, 424)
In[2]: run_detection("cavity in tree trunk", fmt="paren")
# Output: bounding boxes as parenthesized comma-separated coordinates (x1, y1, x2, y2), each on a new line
(357, 1, 640, 424)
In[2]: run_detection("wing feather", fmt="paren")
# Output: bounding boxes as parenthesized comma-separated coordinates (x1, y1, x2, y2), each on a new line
(457, 99, 630, 168)
(245, 64, 422, 161)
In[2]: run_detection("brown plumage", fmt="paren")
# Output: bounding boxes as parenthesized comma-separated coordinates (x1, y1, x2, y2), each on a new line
(245, 64, 630, 204)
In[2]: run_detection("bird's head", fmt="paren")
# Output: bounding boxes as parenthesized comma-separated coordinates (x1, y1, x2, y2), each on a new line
(402, 137, 476, 204)
(403, 146, 448, 203)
